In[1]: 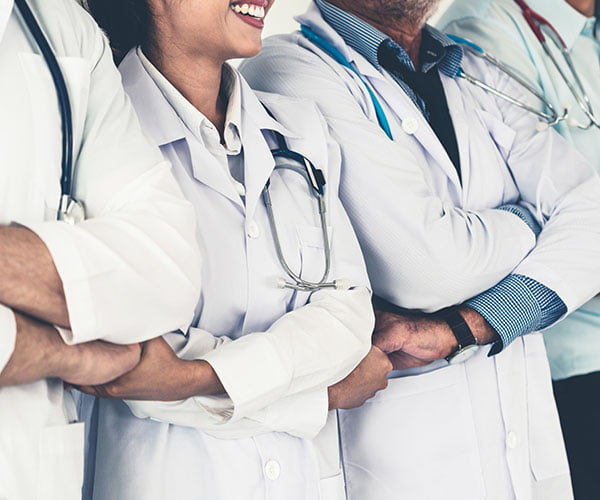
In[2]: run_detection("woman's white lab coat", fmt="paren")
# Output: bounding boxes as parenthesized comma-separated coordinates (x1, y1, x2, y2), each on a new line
(84, 50, 373, 500)
(0, 2, 201, 499)
(239, 3, 600, 499)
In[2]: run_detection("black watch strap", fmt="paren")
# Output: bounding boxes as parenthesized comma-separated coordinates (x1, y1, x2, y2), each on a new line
(438, 308, 477, 349)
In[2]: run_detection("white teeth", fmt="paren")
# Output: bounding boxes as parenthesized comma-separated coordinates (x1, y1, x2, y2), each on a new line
(231, 3, 265, 19)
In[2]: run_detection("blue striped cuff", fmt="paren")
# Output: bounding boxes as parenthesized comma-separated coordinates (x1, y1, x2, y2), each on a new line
(499, 204, 542, 237)
(466, 274, 566, 355)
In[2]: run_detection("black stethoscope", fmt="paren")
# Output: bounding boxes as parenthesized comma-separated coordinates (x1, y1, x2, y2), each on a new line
(15, 0, 84, 223)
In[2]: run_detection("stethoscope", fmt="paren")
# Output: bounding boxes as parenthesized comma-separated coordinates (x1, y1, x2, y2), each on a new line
(301, 6, 599, 135)
(15, 0, 85, 223)
(263, 128, 348, 291)
(446, 34, 568, 132)
(511, 0, 600, 130)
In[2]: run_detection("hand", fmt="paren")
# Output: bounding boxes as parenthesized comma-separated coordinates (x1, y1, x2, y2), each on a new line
(328, 346, 393, 410)
(59, 340, 141, 386)
(372, 310, 457, 370)
(76, 337, 224, 401)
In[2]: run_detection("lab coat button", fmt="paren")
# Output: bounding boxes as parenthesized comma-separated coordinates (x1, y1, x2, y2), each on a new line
(247, 220, 260, 239)
(506, 431, 519, 449)
(264, 459, 281, 480)
(402, 117, 419, 135)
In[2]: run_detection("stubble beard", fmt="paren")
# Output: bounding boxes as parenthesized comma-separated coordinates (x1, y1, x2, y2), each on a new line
(374, 0, 443, 28)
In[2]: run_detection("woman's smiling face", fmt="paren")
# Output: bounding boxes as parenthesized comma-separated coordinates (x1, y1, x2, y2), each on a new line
(150, 0, 275, 62)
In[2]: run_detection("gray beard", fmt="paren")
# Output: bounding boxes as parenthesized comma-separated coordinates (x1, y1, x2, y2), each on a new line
(373, 0, 443, 27)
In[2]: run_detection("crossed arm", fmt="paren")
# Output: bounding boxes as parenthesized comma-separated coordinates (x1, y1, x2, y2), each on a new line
(0, 226, 141, 387)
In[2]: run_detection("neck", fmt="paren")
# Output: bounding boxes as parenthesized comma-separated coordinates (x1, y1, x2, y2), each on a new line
(145, 42, 227, 139)
(565, 0, 595, 17)
(327, 0, 425, 68)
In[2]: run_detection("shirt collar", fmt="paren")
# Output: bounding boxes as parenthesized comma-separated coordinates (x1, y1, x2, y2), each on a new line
(524, 0, 591, 49)
(138, 49, 243, 153)
(314, 0, 462, 76)
(314, 0, 388, 69)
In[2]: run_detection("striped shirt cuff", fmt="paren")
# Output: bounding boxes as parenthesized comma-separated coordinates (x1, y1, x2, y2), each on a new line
(499, 204, 542, 237)
(465, 274, 566, 355)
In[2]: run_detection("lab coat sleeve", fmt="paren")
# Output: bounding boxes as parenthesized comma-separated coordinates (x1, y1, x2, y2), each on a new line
(240, 38, 537, 312)
(25, 5, 201, 344)
(127, 327, 330, 439)
(473, 60, 600, 314)
(127, 123, 372, 439)
(0, 305, 17, 374)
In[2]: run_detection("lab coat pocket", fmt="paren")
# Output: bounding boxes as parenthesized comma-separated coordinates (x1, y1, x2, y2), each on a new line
(524, 334, 570, 482)
(19, 53, 90, 218)
(37, 421, 84, 500)
(338, 364, 485, 500)
(296, 225, 333, 284)
(476, 109, 517, 160)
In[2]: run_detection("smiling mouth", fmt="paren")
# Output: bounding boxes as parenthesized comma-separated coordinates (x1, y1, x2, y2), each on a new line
(230, 2, 266, 20)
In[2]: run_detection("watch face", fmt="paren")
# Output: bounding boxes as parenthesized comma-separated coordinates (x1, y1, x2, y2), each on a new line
(447, 345, 480, 365)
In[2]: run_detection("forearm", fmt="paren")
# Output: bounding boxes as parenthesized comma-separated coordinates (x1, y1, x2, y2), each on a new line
(0, 312, 69, 386)
(0, 226, 69, 327)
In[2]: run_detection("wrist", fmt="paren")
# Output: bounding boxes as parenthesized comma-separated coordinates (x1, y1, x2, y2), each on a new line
(184, 359, 225, 398)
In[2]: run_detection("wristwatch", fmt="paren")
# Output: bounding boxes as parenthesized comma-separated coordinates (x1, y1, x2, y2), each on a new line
(439, 308, 480, 365)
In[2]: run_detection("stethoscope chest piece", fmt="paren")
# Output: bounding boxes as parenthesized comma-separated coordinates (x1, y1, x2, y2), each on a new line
(58, 195, 86, 225)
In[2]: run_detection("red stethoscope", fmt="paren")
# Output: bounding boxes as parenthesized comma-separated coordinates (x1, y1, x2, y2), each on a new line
(513, 0, 600, 129)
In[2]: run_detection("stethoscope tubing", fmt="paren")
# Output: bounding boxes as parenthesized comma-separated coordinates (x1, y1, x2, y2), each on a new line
(514, 0, 600, 129)
(15, 0, 74, 199)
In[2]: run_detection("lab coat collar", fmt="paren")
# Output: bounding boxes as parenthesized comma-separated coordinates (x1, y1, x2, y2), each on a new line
(297, 3, 463, 188)
(0, 0, 14, 44)
(120, 49, 246, 208)
(295, 1, 358, 66)
(118, 49, 187, 147)
(237, 77, 302, 217)
(524, 0, 589, 49)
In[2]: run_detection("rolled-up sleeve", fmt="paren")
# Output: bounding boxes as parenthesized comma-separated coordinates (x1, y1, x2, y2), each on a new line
(27, 10, 201, 345)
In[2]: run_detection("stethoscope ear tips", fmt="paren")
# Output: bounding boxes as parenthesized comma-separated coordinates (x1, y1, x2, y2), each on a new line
(536, 122, 549, 132)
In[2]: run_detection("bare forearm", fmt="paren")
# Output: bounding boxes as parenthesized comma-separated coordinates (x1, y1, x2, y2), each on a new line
(0, 312, 69, 386)
(0, 226, 69, 326)
(0, 312, 141, 387)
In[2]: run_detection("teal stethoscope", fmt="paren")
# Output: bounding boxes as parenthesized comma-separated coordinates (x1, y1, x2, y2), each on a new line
(15, 0, 85, 223)
(301, 0, 600, 135)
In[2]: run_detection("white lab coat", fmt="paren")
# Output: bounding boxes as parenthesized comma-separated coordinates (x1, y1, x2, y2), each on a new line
(240, 3, 600, 499)
(0, 2, 200, 499)
(83, 50, 373, 500)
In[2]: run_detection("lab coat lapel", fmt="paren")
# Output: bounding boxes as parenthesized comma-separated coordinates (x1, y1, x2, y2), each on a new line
(364, 65, 463, 190)
(0, 1, 14, 44)
(187, 141, 245, 209)
(240, 82, 301, 219)
(300, 7, 462, 190)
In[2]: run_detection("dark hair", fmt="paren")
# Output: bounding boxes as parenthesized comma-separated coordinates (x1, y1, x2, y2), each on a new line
(85, 0, 152, 59)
